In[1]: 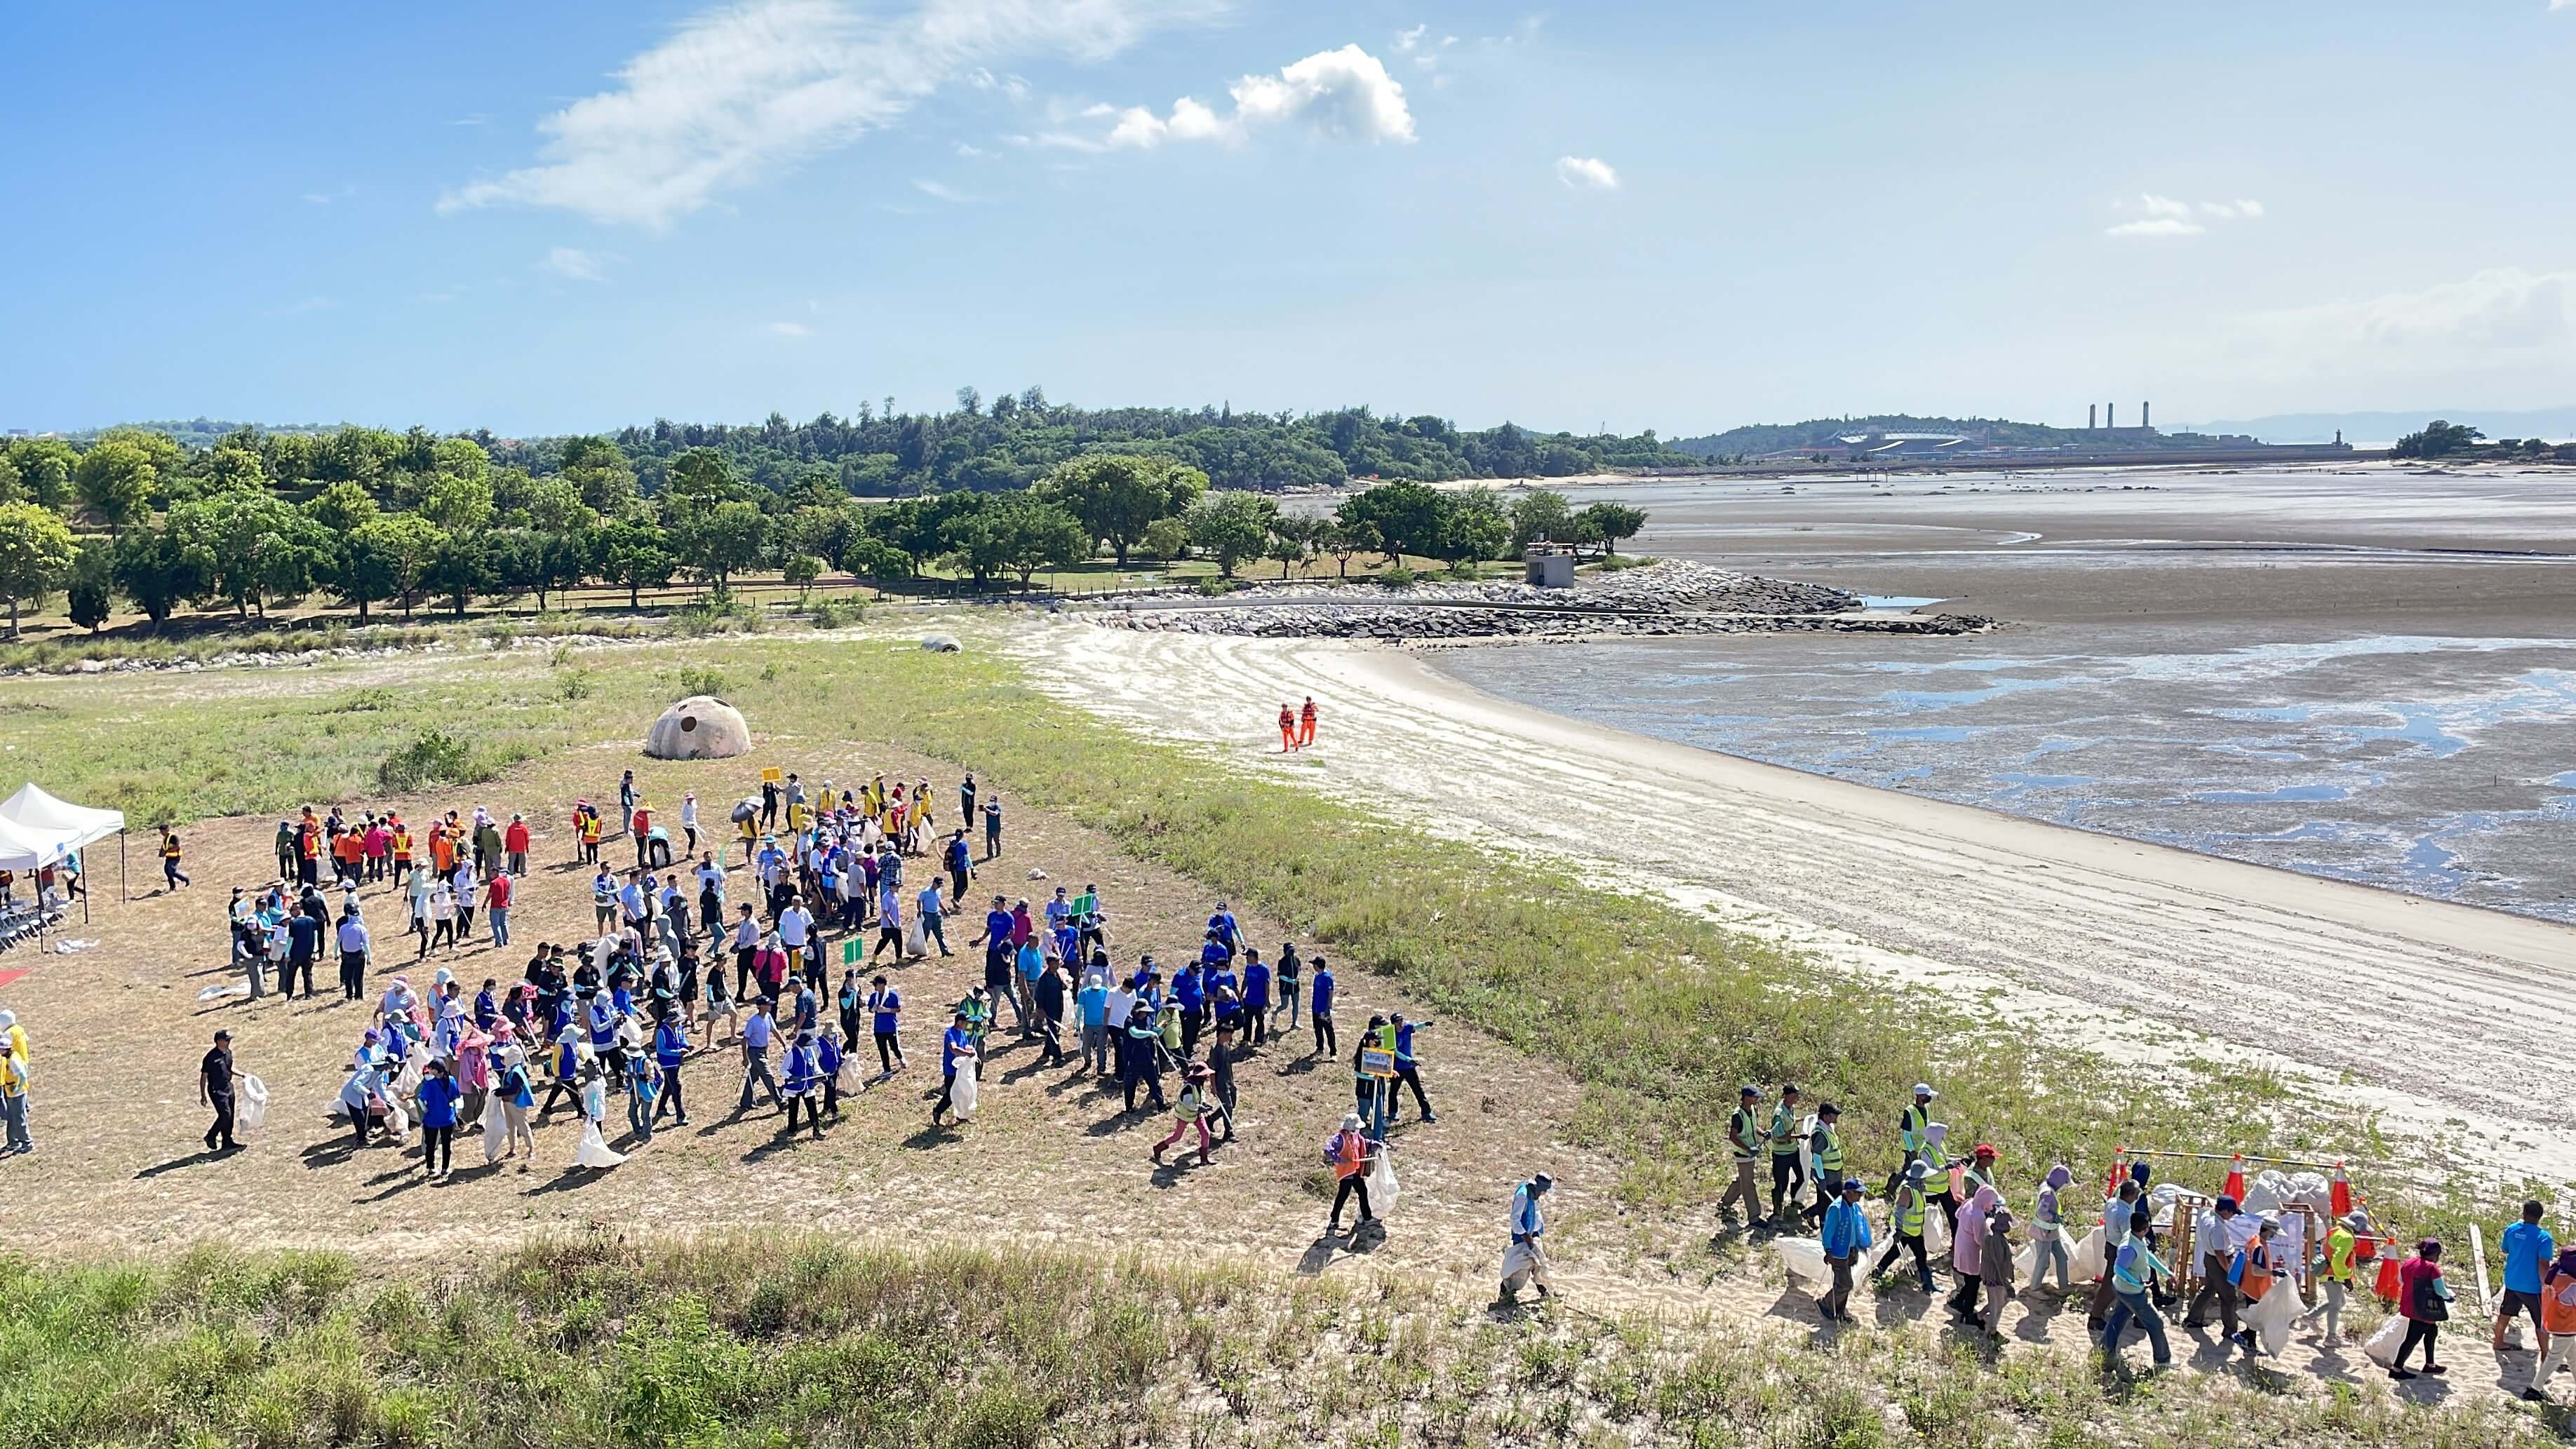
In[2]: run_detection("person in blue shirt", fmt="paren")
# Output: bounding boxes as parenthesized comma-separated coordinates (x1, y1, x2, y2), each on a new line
(2499, 1199, 2556, 1356)
(931, 1012, 977, 1125)
(286, 910, 321, 998)
(816, 1026, 845, 1121)
(2101, 1206, 2175, 1369)
(1237, 949, 1270, 1047)
(473, 980, 499, 1030)
(415, 1058, 462, 1178)
(780, 1028, 825, 1140)
(867, 976, 904, 1074)
(737, 999, 783, 1114)
(944, 830, 973, 901)
(1207, 903, 1238, 957)
(1818, 1177, 1875, 1321)
(1173, 962, 1207, 1056)
(651, 1013, 692, 1127)
(1309, 959, 1336, 1058)
(1390, 1014, 1437, 1124)
(1077, 971, 1111, 1074)
(1500, 1174, 1554, 1303)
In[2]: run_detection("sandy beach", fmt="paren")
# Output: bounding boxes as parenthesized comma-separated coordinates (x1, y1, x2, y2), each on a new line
(1031, 621, 2576, 1180)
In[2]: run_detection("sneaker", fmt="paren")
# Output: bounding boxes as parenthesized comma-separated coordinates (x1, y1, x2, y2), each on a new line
(2523, 1389, 2548, 1403)
(2423, 1364, 2447, 1375)
(2389, 1368, 2416, 1380)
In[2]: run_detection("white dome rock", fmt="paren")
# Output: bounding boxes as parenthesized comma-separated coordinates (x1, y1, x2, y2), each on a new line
(645, 696, 751, 760)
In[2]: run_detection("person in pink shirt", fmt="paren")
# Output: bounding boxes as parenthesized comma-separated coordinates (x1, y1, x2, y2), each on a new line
(362, 820, 391, 883)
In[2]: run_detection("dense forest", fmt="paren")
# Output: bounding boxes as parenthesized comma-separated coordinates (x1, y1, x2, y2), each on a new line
(0, 412, 1648, 636)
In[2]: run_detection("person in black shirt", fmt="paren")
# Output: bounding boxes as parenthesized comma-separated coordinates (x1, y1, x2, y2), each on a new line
(199, 1030, 239, 1152)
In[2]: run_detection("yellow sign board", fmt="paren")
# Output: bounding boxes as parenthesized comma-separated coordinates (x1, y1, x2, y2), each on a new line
(761, 767, 783, 785)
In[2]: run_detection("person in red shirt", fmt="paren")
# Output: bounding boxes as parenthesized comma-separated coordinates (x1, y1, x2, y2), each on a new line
(504, 814, 531, 877)
(1298, 695, 1318, 748)
(362, 819, 391, 882)
(1277, 703, 1296, 753)
(485, 870, 515, 948)
(2392, 1239, 2452, 1381)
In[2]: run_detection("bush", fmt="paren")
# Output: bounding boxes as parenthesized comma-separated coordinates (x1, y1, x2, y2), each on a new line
(809, 598, 865, 630)
(556, 671, 593, 702)
(673, 595, 763, 637)
(1193, 577, 1237, 598)
(676, 665, 726, 699)
(377, 729, 481, 792)
(1376, 565, 1416, 588)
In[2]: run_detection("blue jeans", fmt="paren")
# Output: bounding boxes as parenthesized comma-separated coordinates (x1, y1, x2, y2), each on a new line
(2101, 1291, 2170, 1365)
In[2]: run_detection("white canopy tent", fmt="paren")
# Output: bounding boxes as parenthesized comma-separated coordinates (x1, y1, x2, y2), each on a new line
(0, 783, 126, 917)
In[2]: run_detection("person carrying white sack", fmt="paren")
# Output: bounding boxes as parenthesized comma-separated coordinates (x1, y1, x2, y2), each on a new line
(1498, 1173, 1555, 1305)
(2025, 1164, 2075, 1293)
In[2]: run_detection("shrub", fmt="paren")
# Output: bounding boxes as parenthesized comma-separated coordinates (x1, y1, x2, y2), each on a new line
(809, 599, 865, 630)
(1376, 565, 1416, 588)
(377, 729, 481, 792)
(676, 665, 726, 700)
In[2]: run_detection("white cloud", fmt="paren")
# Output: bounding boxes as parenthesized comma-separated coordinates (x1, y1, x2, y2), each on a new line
(2241, 267, 2576, 372)
(2107, 217, 2205, 237)
(2556, 0, 2572, 11)
(440, 0, 1221, 227)
(955, 140, 993, 157)
(913, 178, 983, 202)
(767, 321, 814, 337)
(1555, 155, 1618, 191)
(1090, 43, 1415, 150)
(543, 246, 612, 282)
(2107, 193, 2262, 237)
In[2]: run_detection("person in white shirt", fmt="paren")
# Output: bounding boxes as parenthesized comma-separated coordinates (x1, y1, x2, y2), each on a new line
(680, 793, 701, 854)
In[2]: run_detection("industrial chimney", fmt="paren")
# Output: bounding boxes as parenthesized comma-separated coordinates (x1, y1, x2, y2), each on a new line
(2107, 403, 2117, 429)
(2088, 404, 2097, 429)
(2142, 400, 2151, 430)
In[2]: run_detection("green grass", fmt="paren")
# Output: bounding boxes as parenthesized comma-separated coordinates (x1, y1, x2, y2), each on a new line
(0, 1237, 2550, 1449)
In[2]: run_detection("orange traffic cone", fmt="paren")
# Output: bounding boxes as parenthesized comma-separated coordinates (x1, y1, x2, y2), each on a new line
(2330, 1163, 2352, 1218)
(2105, 1150, 2127, 1199)
(2221, 1154, 2246, 1203)
(2374, 1252, 2403, 1302)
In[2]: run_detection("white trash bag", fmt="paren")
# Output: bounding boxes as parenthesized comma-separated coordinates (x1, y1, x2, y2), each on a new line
(1367, 1146, 1400, 1217)
(481, 1091, 508, 1164)
(1773, 1236, 1831, 1288)
(904, 916, 927, 959)
(2067, 1225, 2107, 1283)
(950, 1065, 979, 1120)
(236, 1075, 269, 1131)
(573, 1119, 626, 1168)
(1923, 1203, 1951, 1260)
(836, 1055, 865, 1093)
(2245, 1280, 2296, 1356)
(2361, 1316, 2408, 1368)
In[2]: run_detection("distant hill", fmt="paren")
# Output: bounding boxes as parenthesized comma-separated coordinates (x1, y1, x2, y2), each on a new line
(65, 418, 345, 448)
(1668, 415, 2238, 459)
(2166, 407, 2576, 446)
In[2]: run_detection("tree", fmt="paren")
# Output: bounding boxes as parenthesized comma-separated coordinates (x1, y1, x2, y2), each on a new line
(305, 479, 379, 537)
(1034, 454, 1207, 566)
(1321, 517, 1378, 578)
(843, 536, 911, 596)
(664, 447, 744, 510)
(1445, 487, 1510, 563)
(170, 490, 332, 617)
(342, 514, 443, 621)
(65, 541, 112, 633)
(418, 471, 495, 534)
(0, 501, 75, 636)
(423, 530, 492, 616)
(1139, 515, 1191, 562)
(197, 445, 271, 497)
(594, 518, 677, 608)
(558, 436, 638, 517)
(524, 476, 599, 537)
(781, 553, 824, 591)
(112, 522, 208, 627)
(1574, 502, 1646, 556)
(993, 494, 1087, 588)
(671, 499, 769, 591)
(1509, 489, 1572, 552)
(73, 438, 158, 532)
(955, 386, 983, 417)
(2392, 419, 2484, 459)
(1338, 480, 1449, 562)
(1265, 514, 1317, 579)
(1185, 492, 1277, 578)
(2, 440, 76, 508)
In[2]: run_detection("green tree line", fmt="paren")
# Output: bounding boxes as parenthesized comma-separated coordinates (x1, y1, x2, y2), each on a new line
(0, 427, 1646, 634)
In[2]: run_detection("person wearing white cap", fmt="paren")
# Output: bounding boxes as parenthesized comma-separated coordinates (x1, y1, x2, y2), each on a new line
(1899, 1083, 1936, 1162)
(1499, 1173, 1555, 1304)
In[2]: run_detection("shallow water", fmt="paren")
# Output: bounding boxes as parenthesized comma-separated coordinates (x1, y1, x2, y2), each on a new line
(1435, 626, 2576, 922)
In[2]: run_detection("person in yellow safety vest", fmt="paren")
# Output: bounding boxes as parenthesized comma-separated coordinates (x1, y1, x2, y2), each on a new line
(2301, 1210, 2364, 1342)
(0, 1009, 27, 1154)
(1765, 1084, 1805, 1224)
(1871, 1158, 1938, 1292)
(2227, 1217, 2283, 1356)
(2530, 1246, 2576, 1403)
(1801, 1103, 1846, 1227)
(1718, 1084, 1764, 1221)
(1899, 1083, 1935, 1160)
(1920, 1122, 1959, 1234)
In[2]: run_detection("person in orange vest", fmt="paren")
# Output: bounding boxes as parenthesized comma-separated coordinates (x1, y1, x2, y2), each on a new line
(297, 811, 322, 887)
(1324, 1111, 1376, 1234)
(389, 817, 413, 877)
(1298, 695, 1318, 748)
(2227, 1216, 2282, 1355)
(1277, 703, 1297, 753)
(2528, 1245, 2576, 1402)
(579, 804, 604, 863)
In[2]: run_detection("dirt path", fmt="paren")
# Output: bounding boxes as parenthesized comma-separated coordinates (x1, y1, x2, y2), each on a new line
(1030, 623, 2576, 1183)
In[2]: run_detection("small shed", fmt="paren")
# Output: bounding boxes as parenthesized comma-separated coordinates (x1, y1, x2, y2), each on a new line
(1523, 543, 1577, 588)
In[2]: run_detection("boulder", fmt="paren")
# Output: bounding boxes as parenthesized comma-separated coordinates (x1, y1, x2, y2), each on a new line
(645, 696, 751, 760)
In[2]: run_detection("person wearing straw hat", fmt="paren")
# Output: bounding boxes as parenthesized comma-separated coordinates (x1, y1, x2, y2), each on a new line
(1151, 1063, 1217, 1166)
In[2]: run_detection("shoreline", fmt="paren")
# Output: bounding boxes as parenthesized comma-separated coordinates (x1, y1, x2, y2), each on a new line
(1031, 621, 2576, 1180)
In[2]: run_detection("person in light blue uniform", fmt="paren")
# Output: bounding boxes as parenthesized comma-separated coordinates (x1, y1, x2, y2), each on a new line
(1499, 1173, 1555, 1303)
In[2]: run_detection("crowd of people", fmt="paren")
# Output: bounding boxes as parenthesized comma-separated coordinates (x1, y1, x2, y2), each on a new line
(192, 763, 1460, 1251)
(1736, 1081, 2576, 1394)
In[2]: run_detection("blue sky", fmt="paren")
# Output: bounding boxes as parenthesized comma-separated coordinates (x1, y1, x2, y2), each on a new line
(5, 0, 2572, 437)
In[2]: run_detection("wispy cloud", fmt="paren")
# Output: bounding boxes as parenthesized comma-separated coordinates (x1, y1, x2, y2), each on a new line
(767, 321, 814, 337)
(448, 114, 489, 127)
(1555, 155, 1618, 191)
(302, 184, 357, 206)
(913, 178, 984, 203)
(955, 140, 994, 158)
(1075, 43, 1415, 151)
(440, 0, 1223, 228)
(542, 246, 611, 282)
(2240, 267, 2575, 373)
(2107, 192, 2262, 238)
(267, 296, 341, 318)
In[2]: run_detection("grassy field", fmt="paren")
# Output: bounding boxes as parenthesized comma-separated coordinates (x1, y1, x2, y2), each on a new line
(0, 1236, 2552, 1449)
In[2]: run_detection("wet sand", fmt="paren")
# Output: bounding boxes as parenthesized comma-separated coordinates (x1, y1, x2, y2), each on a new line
(1029, 621, 2576, 1181)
